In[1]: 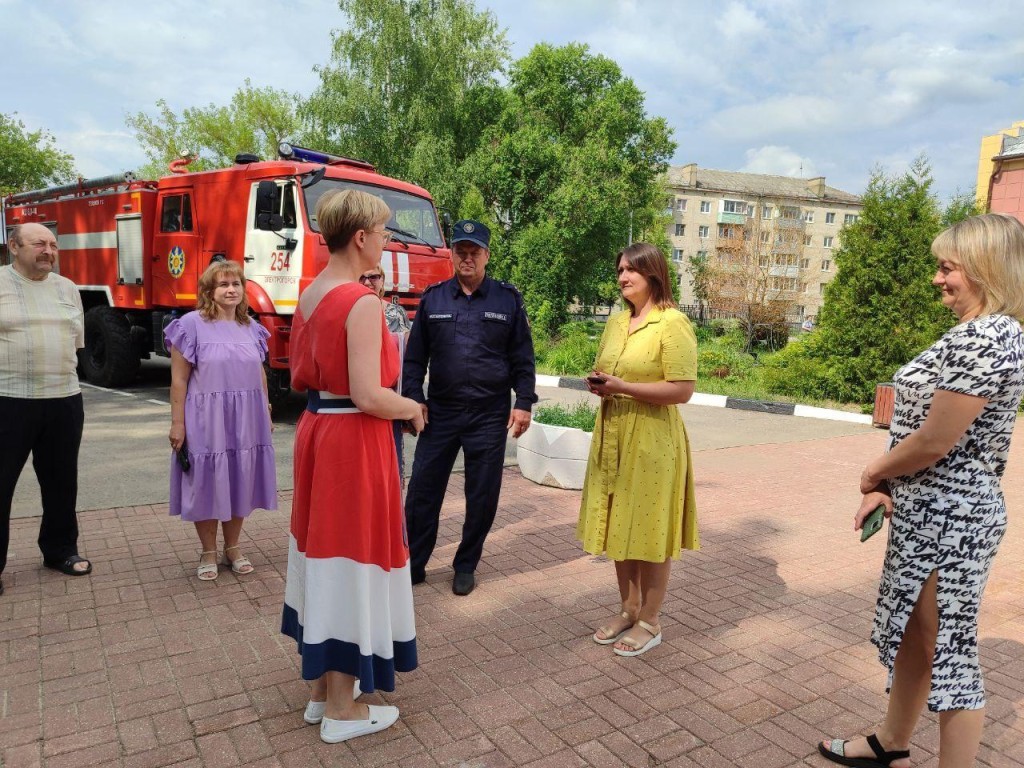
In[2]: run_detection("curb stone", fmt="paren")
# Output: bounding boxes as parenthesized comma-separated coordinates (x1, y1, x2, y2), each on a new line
(536, 374, 875, 426)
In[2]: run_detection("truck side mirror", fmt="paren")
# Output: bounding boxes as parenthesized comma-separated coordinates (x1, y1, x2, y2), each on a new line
(255, 181, 283, 232)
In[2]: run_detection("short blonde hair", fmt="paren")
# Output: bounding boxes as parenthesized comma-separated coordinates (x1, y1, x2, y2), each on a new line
(932, 214, 1024, 322)
(196, 260, 251, 324)
(316, 189, 390, 253)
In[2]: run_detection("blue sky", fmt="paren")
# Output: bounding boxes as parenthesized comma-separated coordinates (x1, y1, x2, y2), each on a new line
(4, 0, 1023, 202)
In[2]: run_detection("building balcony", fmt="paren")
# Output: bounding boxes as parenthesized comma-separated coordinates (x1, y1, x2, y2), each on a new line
(717, 212, 746, 225)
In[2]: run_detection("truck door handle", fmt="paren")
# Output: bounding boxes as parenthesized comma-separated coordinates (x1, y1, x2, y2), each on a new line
(244, 256, 255, 262)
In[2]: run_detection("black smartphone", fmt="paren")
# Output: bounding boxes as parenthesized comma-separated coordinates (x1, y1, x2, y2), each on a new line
(586, 375, 607, 386)
(860, 503, 886, 542)
(176, 443, 191, 473)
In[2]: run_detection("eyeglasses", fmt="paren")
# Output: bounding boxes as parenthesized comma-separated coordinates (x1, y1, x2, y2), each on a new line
(370, 229, 393, 246)
(359, 274, 384, 284)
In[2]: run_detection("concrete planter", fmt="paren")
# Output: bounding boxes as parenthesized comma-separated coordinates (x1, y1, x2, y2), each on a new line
(517, 421, 593, 490)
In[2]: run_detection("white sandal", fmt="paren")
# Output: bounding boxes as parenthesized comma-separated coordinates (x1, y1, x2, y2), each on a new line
(613, 620, 662, 657)
(223, 545, 254, 575)
(197, 550, 219, 581)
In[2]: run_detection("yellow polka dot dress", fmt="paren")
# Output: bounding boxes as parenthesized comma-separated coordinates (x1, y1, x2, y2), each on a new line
(576, 308, 699, 561)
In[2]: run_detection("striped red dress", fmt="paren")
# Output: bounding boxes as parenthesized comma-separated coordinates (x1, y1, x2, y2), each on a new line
(281, 283, 417, 690)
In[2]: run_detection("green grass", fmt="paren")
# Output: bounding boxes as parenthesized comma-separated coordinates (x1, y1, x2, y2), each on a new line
(534, 401, 599, 432)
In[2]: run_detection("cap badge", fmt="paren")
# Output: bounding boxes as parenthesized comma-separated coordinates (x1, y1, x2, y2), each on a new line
(462, 222, 475, 233)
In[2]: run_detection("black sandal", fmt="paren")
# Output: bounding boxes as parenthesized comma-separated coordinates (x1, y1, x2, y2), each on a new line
(43, 554, 92, 576)
(818, 733, 910, 767)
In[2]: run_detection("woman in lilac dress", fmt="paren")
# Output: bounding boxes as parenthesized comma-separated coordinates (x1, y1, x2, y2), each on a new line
(165, 260, 277, 581)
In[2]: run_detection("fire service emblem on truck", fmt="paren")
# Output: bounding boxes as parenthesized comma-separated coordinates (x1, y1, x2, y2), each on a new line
(168, 246, 186, 278)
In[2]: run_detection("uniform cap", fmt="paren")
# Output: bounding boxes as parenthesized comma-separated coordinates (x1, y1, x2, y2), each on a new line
(451, 219, 490, 249)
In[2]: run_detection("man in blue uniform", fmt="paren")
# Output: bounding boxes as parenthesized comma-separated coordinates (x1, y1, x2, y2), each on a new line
(403, 220, 536, 596)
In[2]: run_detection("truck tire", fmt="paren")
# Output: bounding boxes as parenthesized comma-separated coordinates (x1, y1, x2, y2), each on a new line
(80, 306, 140, 387)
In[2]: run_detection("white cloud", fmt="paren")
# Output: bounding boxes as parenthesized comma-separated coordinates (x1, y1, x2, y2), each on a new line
(4, 0, 1023, 203)
(740, 146, 817, 178)
(714, 2, 765, 41)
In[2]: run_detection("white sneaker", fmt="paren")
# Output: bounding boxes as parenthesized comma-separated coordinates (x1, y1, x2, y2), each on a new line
(320, 705, 399, 744)
(303, 679, 362, 724)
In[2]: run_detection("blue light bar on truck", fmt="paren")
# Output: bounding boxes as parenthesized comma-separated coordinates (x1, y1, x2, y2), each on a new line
(278, 143, 375, 171)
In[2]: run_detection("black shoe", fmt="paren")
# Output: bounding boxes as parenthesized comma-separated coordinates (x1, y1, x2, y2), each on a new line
(452, 572, 475, 596)
(411, 568, 426, 585)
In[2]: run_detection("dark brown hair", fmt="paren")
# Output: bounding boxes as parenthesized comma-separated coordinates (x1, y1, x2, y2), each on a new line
(617, 242, 675, 313)
(196, 260, 251, 324)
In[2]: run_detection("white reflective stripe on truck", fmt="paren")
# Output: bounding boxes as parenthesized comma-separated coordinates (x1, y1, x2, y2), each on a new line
(396, 251, 410, 292)
(57, 231, 118, 250)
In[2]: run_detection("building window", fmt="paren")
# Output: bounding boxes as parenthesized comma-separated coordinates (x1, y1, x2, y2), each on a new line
(676, 198, 687, 211)
(671, 249, 683, 261)
(723, 199, 746, 214)
(696, 249, 708, 261)
(823, 236, 834, 248)
(719, 224, 742, 239)
(803, 210, 815, 223)
(800, 282, 808, 293)
(700, 200, 711, 213)
(825, 212, 836, 224)
(759, 231, 771, 244)
(698, 225, 709, 238)
(761, 205, 773, 219)
(844, 213, 859, 224)
(800, 257, 810, 269)
(781, 206, 800, 220)
(821, 259, 832, 271)
(674, 223, 684, 236)
(819, 283, 827, 295)
(804, 234, 813, 246)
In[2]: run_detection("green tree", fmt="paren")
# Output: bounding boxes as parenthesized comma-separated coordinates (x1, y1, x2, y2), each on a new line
(301, 0, 509, 212)
(0, 113, 76, 196)
(469, 43, 675, 333)
(805, 158, 953, 401)
(126, 79, 302, 177)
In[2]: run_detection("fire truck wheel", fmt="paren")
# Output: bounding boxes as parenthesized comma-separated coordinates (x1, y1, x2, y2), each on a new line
(81, 307, 141, 387)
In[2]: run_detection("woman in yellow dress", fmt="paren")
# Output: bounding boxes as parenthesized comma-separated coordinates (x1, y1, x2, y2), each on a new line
(577, 242, 698, 657)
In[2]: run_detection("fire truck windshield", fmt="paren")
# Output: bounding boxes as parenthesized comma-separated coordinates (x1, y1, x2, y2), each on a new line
(303, 178, 445, 248)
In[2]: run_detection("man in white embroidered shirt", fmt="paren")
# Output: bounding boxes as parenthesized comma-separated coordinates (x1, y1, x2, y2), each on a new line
(0, 223, 92, 596)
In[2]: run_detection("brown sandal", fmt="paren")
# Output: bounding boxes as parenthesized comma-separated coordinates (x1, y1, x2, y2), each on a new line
(593, 610, 634, 645)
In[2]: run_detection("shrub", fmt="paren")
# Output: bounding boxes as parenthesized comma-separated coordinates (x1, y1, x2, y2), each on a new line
(696, 330, 756, 381)
(758, 338, 835, 400)
(534, 401, 599, 432)
(539, 321, 601, 376)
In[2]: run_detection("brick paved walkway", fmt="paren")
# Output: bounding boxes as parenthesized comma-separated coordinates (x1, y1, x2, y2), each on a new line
(4, 426, 1024, 767)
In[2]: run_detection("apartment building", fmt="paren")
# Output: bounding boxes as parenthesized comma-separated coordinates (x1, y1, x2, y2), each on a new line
(665, 164, 862, 320)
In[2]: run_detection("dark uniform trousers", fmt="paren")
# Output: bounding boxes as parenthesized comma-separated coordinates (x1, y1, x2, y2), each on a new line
(405, 399, 508, 577)
(0, 394, 84, 574)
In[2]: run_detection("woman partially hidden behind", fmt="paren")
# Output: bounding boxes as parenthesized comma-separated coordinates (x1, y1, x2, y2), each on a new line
(820, 214, 1024, 768)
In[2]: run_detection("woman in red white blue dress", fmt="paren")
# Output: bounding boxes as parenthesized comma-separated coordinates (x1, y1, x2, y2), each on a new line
(281, 189, 424, 745)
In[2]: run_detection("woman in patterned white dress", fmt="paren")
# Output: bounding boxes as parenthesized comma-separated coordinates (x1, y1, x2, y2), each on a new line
(820, 214, 1024, 768)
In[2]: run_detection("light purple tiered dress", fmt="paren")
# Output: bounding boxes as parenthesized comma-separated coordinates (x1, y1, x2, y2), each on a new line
(164, 312, 277, 521)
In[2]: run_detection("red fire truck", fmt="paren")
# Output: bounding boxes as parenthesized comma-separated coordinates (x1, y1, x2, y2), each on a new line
(1, 145, 454, 402)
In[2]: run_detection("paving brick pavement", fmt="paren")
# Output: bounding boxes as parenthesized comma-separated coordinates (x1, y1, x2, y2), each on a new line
(4, 425, 1024, 767)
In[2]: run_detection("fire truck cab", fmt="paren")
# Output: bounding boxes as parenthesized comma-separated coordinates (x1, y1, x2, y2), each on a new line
(2, 145, 454, 401)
